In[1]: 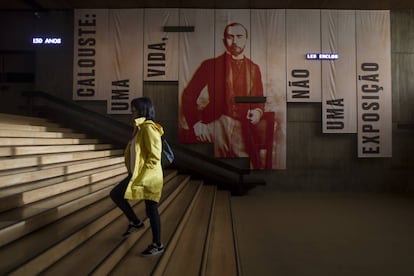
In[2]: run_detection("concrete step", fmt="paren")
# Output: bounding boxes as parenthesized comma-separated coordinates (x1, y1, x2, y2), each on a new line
(0, 137, 100, 146)
(0, 174, 126, 250)
(45, 174, 187, 276)
(152, 189, 240, 276)
(0, 113, 76, 134)
(202, 190, 239, 276)
(0, 162, 126, 212)
(0, 186, 118, 275)
(0, 113, 55, 125)
(0, 123, 75, 133)
(0, 155, 121, 176)
(0, 112, 239, 275)
(153, 184, 216, 276)
(0, 156, 124, 189)
(4, 172, 182, 275)
(0, 149, 124, 171)
(0, 114, 62, 130)
(0, 129, 87, 139)
(0, 143, 115, 157)
(0, 170, 177, 252)
(0, 161, 124, 195)
(0, 161, 125, 192)
(94, 178, 201, 276)
(0, 157, 124, 195)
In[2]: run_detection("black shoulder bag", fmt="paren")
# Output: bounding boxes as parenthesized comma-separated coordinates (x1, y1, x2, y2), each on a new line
(161, 137, 174, 168)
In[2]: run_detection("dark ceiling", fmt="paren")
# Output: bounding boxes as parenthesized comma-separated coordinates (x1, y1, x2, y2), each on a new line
(1, 0, 414, 11)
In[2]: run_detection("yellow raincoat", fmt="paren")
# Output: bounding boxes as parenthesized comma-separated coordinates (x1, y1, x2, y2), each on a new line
(124, 117, 164, 202)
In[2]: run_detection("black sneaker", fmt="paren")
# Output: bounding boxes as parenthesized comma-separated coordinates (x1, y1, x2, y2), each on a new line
(141, 243, 165, 257)
(122, 221, 144, 238)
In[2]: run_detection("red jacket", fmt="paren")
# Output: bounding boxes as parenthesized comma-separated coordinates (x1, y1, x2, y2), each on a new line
(181, 53, 264, 131)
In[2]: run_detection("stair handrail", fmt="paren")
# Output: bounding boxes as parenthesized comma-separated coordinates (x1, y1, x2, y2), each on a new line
(22, 90, 254, 193)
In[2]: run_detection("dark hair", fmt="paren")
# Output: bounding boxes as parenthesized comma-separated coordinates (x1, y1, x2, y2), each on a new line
(223, 22, 248, 39)
(131, 97, 155, 120)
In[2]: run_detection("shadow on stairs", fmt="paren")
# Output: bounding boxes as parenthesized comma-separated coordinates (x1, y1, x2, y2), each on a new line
(0, 112, 240, 275)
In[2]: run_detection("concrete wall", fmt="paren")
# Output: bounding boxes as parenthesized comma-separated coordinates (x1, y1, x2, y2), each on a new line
(1, 10, 413, 192)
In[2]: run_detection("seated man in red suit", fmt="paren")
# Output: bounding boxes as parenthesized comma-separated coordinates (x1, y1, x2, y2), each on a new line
(180, 22, 266, 169)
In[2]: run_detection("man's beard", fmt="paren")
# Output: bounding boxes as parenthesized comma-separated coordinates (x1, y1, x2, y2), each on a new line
(228, 45, 244, 56)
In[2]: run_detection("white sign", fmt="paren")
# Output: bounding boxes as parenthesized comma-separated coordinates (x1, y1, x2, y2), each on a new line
(306, 53, 339, 60)
(32, 37, 62, 44)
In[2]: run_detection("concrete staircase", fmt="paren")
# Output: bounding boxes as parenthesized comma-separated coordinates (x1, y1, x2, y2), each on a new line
(0, 113, 240, 275)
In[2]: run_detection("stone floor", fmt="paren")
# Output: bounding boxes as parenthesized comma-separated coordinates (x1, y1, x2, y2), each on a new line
(231, 186, 414, 276)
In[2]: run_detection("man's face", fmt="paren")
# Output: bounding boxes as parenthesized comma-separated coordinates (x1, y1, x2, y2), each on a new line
(223, 25, 247, 57)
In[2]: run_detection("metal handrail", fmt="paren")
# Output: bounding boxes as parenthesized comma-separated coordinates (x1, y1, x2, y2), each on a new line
(22, 90, 256, 193)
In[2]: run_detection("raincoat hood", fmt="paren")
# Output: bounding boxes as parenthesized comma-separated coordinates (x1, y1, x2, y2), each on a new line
(134, 117, 164, 137)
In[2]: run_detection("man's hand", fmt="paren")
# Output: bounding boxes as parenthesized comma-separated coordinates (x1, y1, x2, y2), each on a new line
(193, 121, 212, 142)
(246, 109, 262, 125)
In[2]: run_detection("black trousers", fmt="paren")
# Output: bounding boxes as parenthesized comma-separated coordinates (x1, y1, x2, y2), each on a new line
(110, 174, 161, 244)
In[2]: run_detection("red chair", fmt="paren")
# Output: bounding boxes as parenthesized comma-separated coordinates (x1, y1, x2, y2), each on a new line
(247, 112, 275, 169)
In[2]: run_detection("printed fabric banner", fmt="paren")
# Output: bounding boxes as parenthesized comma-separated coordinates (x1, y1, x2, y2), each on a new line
(179, 9, 287, 169)
(286, 9, 322, 102)
(72, 8, 392, 163)
(73, 9, 144, 113)
(73, 9, 110, 100)
(356, 11, 392, 157)
(251, 10, 287, 169)
(144, 9, 179, 81)
(107, 9, 144, 114)
(178, 9, 215, 138)
(321, 10, 357, 133)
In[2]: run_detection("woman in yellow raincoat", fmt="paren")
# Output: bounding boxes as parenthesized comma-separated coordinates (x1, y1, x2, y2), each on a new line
(110, 97, 165, 256)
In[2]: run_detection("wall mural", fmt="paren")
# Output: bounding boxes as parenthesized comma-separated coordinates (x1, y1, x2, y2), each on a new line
(73, 9, 391, 170)
(178, 10, 286, 170)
